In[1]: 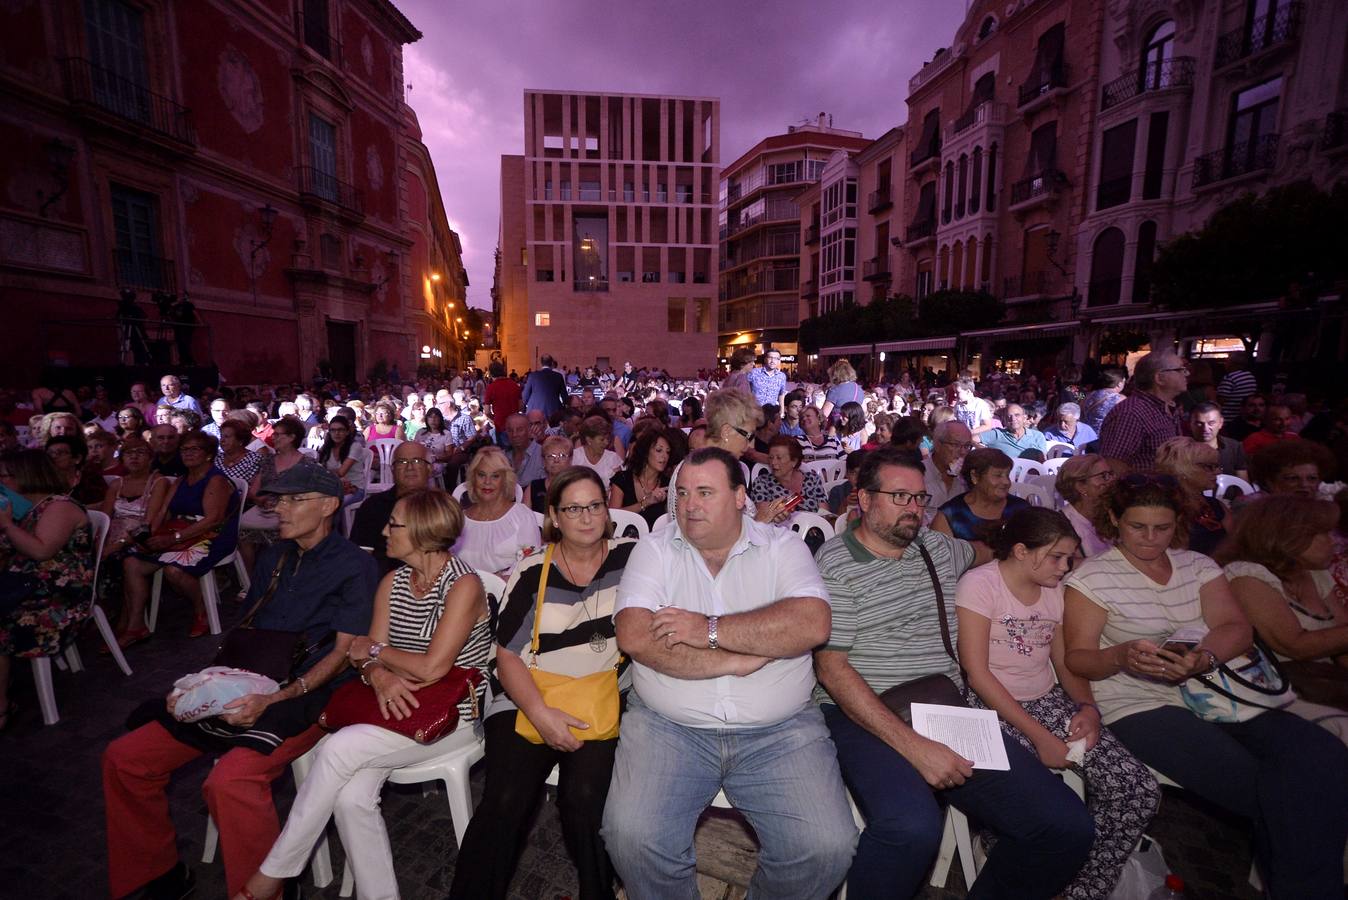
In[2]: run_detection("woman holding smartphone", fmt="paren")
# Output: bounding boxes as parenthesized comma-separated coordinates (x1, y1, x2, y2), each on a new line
(748, 436, 826, 523)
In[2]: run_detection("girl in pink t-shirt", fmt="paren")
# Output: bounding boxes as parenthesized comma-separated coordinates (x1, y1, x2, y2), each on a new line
(956, 507, 1159, 900)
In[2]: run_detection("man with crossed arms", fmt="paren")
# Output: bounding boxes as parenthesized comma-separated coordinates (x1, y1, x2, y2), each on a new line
(604, 446, 857, 899)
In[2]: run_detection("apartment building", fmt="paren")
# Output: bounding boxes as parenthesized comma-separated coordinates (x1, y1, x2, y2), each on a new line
(496, 91, 719, 374)
(1075, 0, 1348, 354)
(899, 0, 1102, 371)
(718, 117, 869, 361)
(0, 0, 446, 385)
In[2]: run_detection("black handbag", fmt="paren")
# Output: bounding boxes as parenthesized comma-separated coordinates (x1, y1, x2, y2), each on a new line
(878, 543, 969, 723)
(212, 554, 313, 684)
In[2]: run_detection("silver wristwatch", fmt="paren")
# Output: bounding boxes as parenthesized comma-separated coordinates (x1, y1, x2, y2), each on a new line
(368, 641, 386, 660)
(706, 616, 720, 650)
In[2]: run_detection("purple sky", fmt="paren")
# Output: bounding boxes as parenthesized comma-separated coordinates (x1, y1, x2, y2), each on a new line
(396, 0, 968, 309)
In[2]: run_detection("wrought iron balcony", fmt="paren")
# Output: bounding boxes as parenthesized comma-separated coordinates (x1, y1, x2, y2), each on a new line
(802, 278, 817, 299)
(1010, 169, 1067, 209)
(113, 248, 176, 292)
(1192, 134, 1278, 189)
(1101, 57, 1196, 110)
(862, 256, 891, 282)
(297, 166, 364, 217)
(1018, 64, 1069, 110)
(1087, 277, 1122, 308)
(867, 184, 893, 213)
(1214, 3, 1301, 69)
(60, 57, 195, 146)
(1003, 271, 1054, 300)
(910, 141, 941, 173)
(905, 219, 936, 246)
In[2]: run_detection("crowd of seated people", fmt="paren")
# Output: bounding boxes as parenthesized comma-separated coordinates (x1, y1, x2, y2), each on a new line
(0, 348, 1344, 898)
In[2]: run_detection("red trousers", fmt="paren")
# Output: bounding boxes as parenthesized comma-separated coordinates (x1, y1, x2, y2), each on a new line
(102, 721, 324, 898)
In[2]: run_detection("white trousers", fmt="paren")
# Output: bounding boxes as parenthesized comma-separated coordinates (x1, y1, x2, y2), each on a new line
(259, 722, 477, 900)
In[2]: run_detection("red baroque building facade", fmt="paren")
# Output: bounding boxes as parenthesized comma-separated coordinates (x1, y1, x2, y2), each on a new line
(0, 0, 456, 386)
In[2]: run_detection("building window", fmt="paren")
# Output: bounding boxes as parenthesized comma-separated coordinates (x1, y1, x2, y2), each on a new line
(694, 298, 711, 333)
(520, 247, 528, 266)
(916, 266, 934, 300)
(913, 108, 941, 164)
(1133, 221, 1158, 302)
(308, 113, 339, 201)
(667, 298, 686, 333)
(319, 233, 341, 270)
(110, 182, 163, 289)
(1097, 120, 1137, 210)
(978, 16, 997, 40)
(535, 312, 550, 327)
(1088, 227, 1125, 307)
(1142, 111, 1169, 199)
(302, 0, 333, 59)
(535, 269, 554, 282)
(986, 143, 998, 212)
(942, 162, 954, 223)
(83, 0, 149, 121)
(956, 154, 968, 219)
(573, 214, 608, 290)
(1141, 20, 1175, 90)
(1230, 76, 1281, 155)
(970, 146, 983, 213)
(822, 176, 857, 227)
(820, 226, 856, 287)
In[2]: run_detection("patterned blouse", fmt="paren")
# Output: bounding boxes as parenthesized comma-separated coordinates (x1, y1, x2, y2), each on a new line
(749, 469, 827, 513)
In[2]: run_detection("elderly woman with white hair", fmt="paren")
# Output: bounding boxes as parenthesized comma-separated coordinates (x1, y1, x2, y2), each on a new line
(1043, 402, 1098, 452)
(453, 446, 542, 577)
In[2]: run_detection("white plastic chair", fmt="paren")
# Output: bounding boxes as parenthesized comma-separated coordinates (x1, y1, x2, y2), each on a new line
(785, 511, 833, 544)
(366, 438, 401, 492)
(1208, 474, 1254, 499)
(32, 508, 120, 725)
(803, 458, 846, 489)
(533, 510, 546, 529)
(749, 462, 769, 489)
(146, 476, 251, 636)
(299, 448, 318, 461)
(738, 461, 752, 489)
(834, 513, 855, 536)
(651, 512, 673, 533)
(451, 482, 524, 504)
(1008, 458, 1044, 484)
(342, 497, 365, 539)
(609, 508, 649, 540)
(1045, 441, 1075, 459)
(203, 740, 334, 888)
(1009, 481, 1054, 509)
(1041, 456, 1070, 474)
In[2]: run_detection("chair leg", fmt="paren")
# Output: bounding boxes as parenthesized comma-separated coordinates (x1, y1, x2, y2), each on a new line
(339, 859, 354, 898)
(64, 644, 84, 674)
(929, 808, 956, 887)
(147, 569, 163, 632)
(233, 554, 251, 596)
(93, 605, 133, 676)
(31, 657, 59, 725)
(953, 806, 980, 887)
(201, 572, 222, 635)
(203, 815, 218, 864)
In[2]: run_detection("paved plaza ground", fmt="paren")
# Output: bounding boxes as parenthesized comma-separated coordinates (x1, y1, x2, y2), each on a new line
(2, 579, 1260, 900)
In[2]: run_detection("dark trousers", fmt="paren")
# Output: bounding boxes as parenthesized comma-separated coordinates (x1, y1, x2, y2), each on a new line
(822, 703, 1093, 899)
(1110, 706, 1348, 900)
(449, 710, 617, 900)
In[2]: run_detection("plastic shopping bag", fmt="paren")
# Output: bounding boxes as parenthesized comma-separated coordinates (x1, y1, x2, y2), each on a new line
(170, 666, 280, 722)
(1109, 835, 1167, 900)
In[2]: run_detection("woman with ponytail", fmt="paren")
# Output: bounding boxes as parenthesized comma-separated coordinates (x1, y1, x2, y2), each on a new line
(956, 507, 1159, 900)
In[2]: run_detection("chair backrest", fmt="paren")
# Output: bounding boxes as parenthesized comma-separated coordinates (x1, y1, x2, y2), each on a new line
(342, 497, 364, 539)
(368, 438, 402, 486)
(1042, 456, 1070, 474)
(1008, 458, 1044, 483)
(86, 510, 110, 600)
(749, 462, 769, 488)
(1009, 481, 1053, 508)
(1214, 474, 1254, 498)
(476, 570, 508, 622)
(738, 461, 751, 489)
(533, 510, 546, 529)
(803, 458, 846, 489)
(1045, 441, 1075, 459)
(786, 511, 833, 544)
(651, 512, 672, 533)
(834, 513, 854, 536)
(609, 508, 650, 540)
(299, 447, 318, 461)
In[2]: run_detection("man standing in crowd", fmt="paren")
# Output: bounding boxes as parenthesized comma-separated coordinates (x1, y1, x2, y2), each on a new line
(103, 465, 377, 899)
(504, 413, 545, 486)
(952, 379, 995, 437)
(978, 403, 1048, 459)
(349, 440, 435, 574)
(747, 348, 787, 409)
(158, 375, 201, 415)
(483, 362, 522, 435)
(1189, 402, 1249, 480)
(1216, 352, 1258, 419)
(619, 360, 639, 392)
(447, 400, 476, 447)
(1081, 368, 1126, 433)
(1042, 402, 1097, 451)
(1241, 402, 1299, 455)
(923, 421, 972, 523)
(605, 447, 858, 898)
(814, 447, 1092, 899)
(523, 354, 568, 418)
(1098, 352, 1188, 472)
(1221, 392, 1266, 442)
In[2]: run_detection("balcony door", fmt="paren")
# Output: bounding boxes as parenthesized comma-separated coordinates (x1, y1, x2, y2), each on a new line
(111, 183, 163, 289)
(84, 0, 149, 123)
(308, 114, 339, 201)
(1228, 77, 1280, 170)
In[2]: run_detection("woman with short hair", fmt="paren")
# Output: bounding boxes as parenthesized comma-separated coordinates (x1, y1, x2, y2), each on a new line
(45, 433, 107, 506)
(821, 359, 864, 420)
(1249, 439, 1335, 500)
(797, 405, 844, 462)
(749, 435, 826, 521)
(454, 446, 542, 577)
(98, 435, 172, 564)
(1055, 454, 1114, 558)
(450, 468, 632, 900)
(238, 417, 308, 572)
(932, 448, 1030, 543)
(571, 416, 622, 489)
(528, 435, 574, 515)
(235, 489, 493, 900)
(217, 420, 262, 485)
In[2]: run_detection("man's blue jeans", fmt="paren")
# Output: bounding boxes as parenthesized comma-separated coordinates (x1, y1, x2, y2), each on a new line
(822, 702, 1093, 899)
(601, 695, 858, 900)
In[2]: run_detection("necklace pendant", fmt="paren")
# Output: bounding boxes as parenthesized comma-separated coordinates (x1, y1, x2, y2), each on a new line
(589, 632, 608, 653)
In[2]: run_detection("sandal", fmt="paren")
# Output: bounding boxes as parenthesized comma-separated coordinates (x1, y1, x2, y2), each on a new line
(109, 627, 151, 651)
(187, 613, 208, 638)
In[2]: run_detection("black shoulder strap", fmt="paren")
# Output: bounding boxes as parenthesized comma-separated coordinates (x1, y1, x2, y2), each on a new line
(239, 552, 289, 628)
(916, 542, 962, 678)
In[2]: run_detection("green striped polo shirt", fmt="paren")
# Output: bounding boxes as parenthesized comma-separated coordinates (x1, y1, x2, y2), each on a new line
(813, 523, 975, 705)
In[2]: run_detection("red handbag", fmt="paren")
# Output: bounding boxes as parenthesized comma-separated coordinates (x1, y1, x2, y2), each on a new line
(319, 666, 484, 744)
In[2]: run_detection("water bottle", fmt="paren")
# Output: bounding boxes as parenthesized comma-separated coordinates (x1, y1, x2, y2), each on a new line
(1147, 873, 1186, 899)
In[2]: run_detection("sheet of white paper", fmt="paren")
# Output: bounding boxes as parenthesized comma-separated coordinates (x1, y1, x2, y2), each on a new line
(909, 703, 1011, 771)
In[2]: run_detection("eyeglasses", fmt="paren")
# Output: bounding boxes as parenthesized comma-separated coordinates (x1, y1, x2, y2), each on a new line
(939, 439, 974, 452)
(557, 501, 607, 519)
(117, 414, 137, 420)
(866, 489, 933, 508)
(1088, 469, 1116, 482)
(275, 493, 328, 506)
(729, 425, 752, 441)
(392, 458, 429, 468)
(544, 452, 570, 462)
(179, 445, 209, 454)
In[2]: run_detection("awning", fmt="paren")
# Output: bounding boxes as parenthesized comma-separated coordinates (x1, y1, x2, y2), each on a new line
(817, 343, 873, 356)
(962, 322, 1079, 340)
(875, 336, 957, 352)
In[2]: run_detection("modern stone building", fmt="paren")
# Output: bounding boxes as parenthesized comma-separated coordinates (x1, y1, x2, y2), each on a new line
(496, 90, 720, 374)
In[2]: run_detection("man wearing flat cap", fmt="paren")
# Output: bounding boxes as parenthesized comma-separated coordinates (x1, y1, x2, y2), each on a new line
(102, 462, 380, 899)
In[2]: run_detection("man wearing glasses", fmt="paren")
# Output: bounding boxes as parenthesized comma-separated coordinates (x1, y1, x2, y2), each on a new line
(350, 441, 437, 574)
(814, 447, 1092, 899)
(923, 421, 973, 524)
(103, 463, 377, 900)
(1099, 351, 1189, 473)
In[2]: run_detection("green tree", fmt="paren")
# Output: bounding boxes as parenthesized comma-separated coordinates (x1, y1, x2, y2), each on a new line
(798, 291, 1002, 353)
(1151, 180, 1348, 311)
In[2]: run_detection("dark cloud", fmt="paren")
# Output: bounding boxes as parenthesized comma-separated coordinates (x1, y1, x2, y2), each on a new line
(396, 0, 966, 308)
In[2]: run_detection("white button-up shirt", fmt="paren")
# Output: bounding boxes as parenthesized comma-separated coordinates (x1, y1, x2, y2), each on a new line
(616, 517, 829, 728)
(922, 456, 962, 525)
